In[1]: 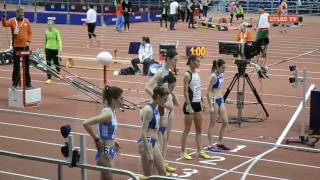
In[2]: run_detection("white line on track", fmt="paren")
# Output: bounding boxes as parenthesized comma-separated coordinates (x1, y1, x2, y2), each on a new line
(240, 84, 317, 180)
(0, 75, 306, 108)
(1, 108, 319, 154)
(0, 69, 312, 103)
(1, 121, 319, 170)
(0, 134, 289, 180)
(210, 84, 316, 180)
(0, 170, 50, 180)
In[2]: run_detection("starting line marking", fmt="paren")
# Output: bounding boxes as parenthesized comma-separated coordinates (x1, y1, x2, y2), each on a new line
(0, 134, 307, 180)
(172, 168, 198, 178)
(1, 120, 319, 170)
(229, 145, 247, 153)
(199, 156, 226, 166)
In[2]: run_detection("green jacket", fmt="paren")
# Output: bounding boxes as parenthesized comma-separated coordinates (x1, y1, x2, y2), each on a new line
(45, 28, 62, 50)
(235, 7, 244, 15)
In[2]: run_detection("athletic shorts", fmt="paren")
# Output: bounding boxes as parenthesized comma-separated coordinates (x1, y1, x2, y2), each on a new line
(161, 14, 169, 20)
(183, 102, 202, 114)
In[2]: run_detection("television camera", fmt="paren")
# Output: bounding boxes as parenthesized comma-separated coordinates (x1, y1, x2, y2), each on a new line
(218, 41, 269, 125)
(219, 41, 268, 79)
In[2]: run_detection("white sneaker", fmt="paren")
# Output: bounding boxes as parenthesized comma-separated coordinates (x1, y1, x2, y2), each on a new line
(164, 28, 167, 32)
(160, 27, 163, 32)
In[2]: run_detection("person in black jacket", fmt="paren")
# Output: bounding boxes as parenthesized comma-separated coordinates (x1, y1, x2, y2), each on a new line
(160, 0, 170, 32)
(122, 0, 132, 32)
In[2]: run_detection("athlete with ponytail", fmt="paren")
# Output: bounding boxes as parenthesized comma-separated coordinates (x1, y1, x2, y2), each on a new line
(207, 59, 230, 152)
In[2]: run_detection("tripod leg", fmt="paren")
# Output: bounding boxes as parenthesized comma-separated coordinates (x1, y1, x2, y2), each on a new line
(223, 73, 239, 101)
(245, 74, 269, 117)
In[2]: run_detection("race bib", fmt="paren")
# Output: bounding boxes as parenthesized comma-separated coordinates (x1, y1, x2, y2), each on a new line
(14, 26, 19, 35)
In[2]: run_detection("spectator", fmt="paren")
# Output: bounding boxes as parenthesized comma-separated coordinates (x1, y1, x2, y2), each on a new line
(169, 0, 180, 30)
(44, 19, 63, 84)
(235, 4, 244, 21)
(131, 37, 153, 75)
(86, 4, 97, 46)
(115, 0, 124, 33)
(228, 1, 237, 23)
(160, 0, 170, 32)
(122, 0, 132, 32)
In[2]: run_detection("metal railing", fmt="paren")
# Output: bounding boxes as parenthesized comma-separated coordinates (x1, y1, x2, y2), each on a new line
(0, 131, 187, 180)
(0, 148, 186, 180)
(0, 149, 139, 180)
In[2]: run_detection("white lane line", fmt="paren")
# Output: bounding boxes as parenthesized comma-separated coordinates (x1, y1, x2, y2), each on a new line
(240, 84, 317, 180)
(210, 84, 316, 180)
(0, 108, 287, 147)
(1, 108, 319, 153)
(0, 170, 50, 180)
(0, 76, 309, 109)
(1, 121, 320, 169)
(4, 30, 320, 48)
(0, 135, 289, 180)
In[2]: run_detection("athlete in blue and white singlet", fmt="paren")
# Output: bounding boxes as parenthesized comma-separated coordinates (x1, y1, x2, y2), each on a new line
(207, 59, 230, 152)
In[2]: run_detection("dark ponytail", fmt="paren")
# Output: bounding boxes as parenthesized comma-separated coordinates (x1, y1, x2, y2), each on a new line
(211, 59, 225, 72)
(187, 54, 198, 65)
(162, 72, 176, 84)
(152, 86, 169, 100)
(102, 85, 123, 105)
(165, 49, 177, 62)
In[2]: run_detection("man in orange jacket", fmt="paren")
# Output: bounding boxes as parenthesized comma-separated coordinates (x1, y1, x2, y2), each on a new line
(2, 6, 33, 88)
(236, 22, 253, 43)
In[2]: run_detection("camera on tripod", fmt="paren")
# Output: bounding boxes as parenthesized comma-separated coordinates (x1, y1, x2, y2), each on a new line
(219, 41, 259, 60)
(218, 41, 269, 124)
(219, 41, 268, 79)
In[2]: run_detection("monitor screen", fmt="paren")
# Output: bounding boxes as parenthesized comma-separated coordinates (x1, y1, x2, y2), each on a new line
(218, 41, 240, 56)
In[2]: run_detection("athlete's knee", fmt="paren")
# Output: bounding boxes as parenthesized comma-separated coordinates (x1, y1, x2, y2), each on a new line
(222, 119, 229, 126)
(195, 126, 202, 134)
(183, 127, 190, 134)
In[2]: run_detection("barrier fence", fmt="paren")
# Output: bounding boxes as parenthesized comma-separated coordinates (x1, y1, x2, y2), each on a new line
(1, 0, 319, 24)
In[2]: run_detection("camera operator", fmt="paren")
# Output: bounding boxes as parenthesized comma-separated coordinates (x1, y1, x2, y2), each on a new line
(236, 22, 253, 43)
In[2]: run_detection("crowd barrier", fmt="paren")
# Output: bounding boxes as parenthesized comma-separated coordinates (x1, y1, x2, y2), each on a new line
(0, 10, 161, 25)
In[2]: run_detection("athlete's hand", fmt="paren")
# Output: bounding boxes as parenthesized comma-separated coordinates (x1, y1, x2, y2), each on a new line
(95, 139, 104, 153)
(202, 103, 207, 112)
(186, 104, 194, 114)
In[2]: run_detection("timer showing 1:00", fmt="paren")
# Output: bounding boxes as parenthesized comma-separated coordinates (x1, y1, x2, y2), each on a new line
(186, 46, 207, 57)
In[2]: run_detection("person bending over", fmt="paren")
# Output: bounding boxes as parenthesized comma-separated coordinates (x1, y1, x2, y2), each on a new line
(138, 86, 170, 176)
(83, 86, 123, 180)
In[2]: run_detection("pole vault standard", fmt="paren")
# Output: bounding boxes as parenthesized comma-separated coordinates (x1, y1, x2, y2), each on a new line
(29, 49, 143, 111)
(8, 51, 42, 108)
